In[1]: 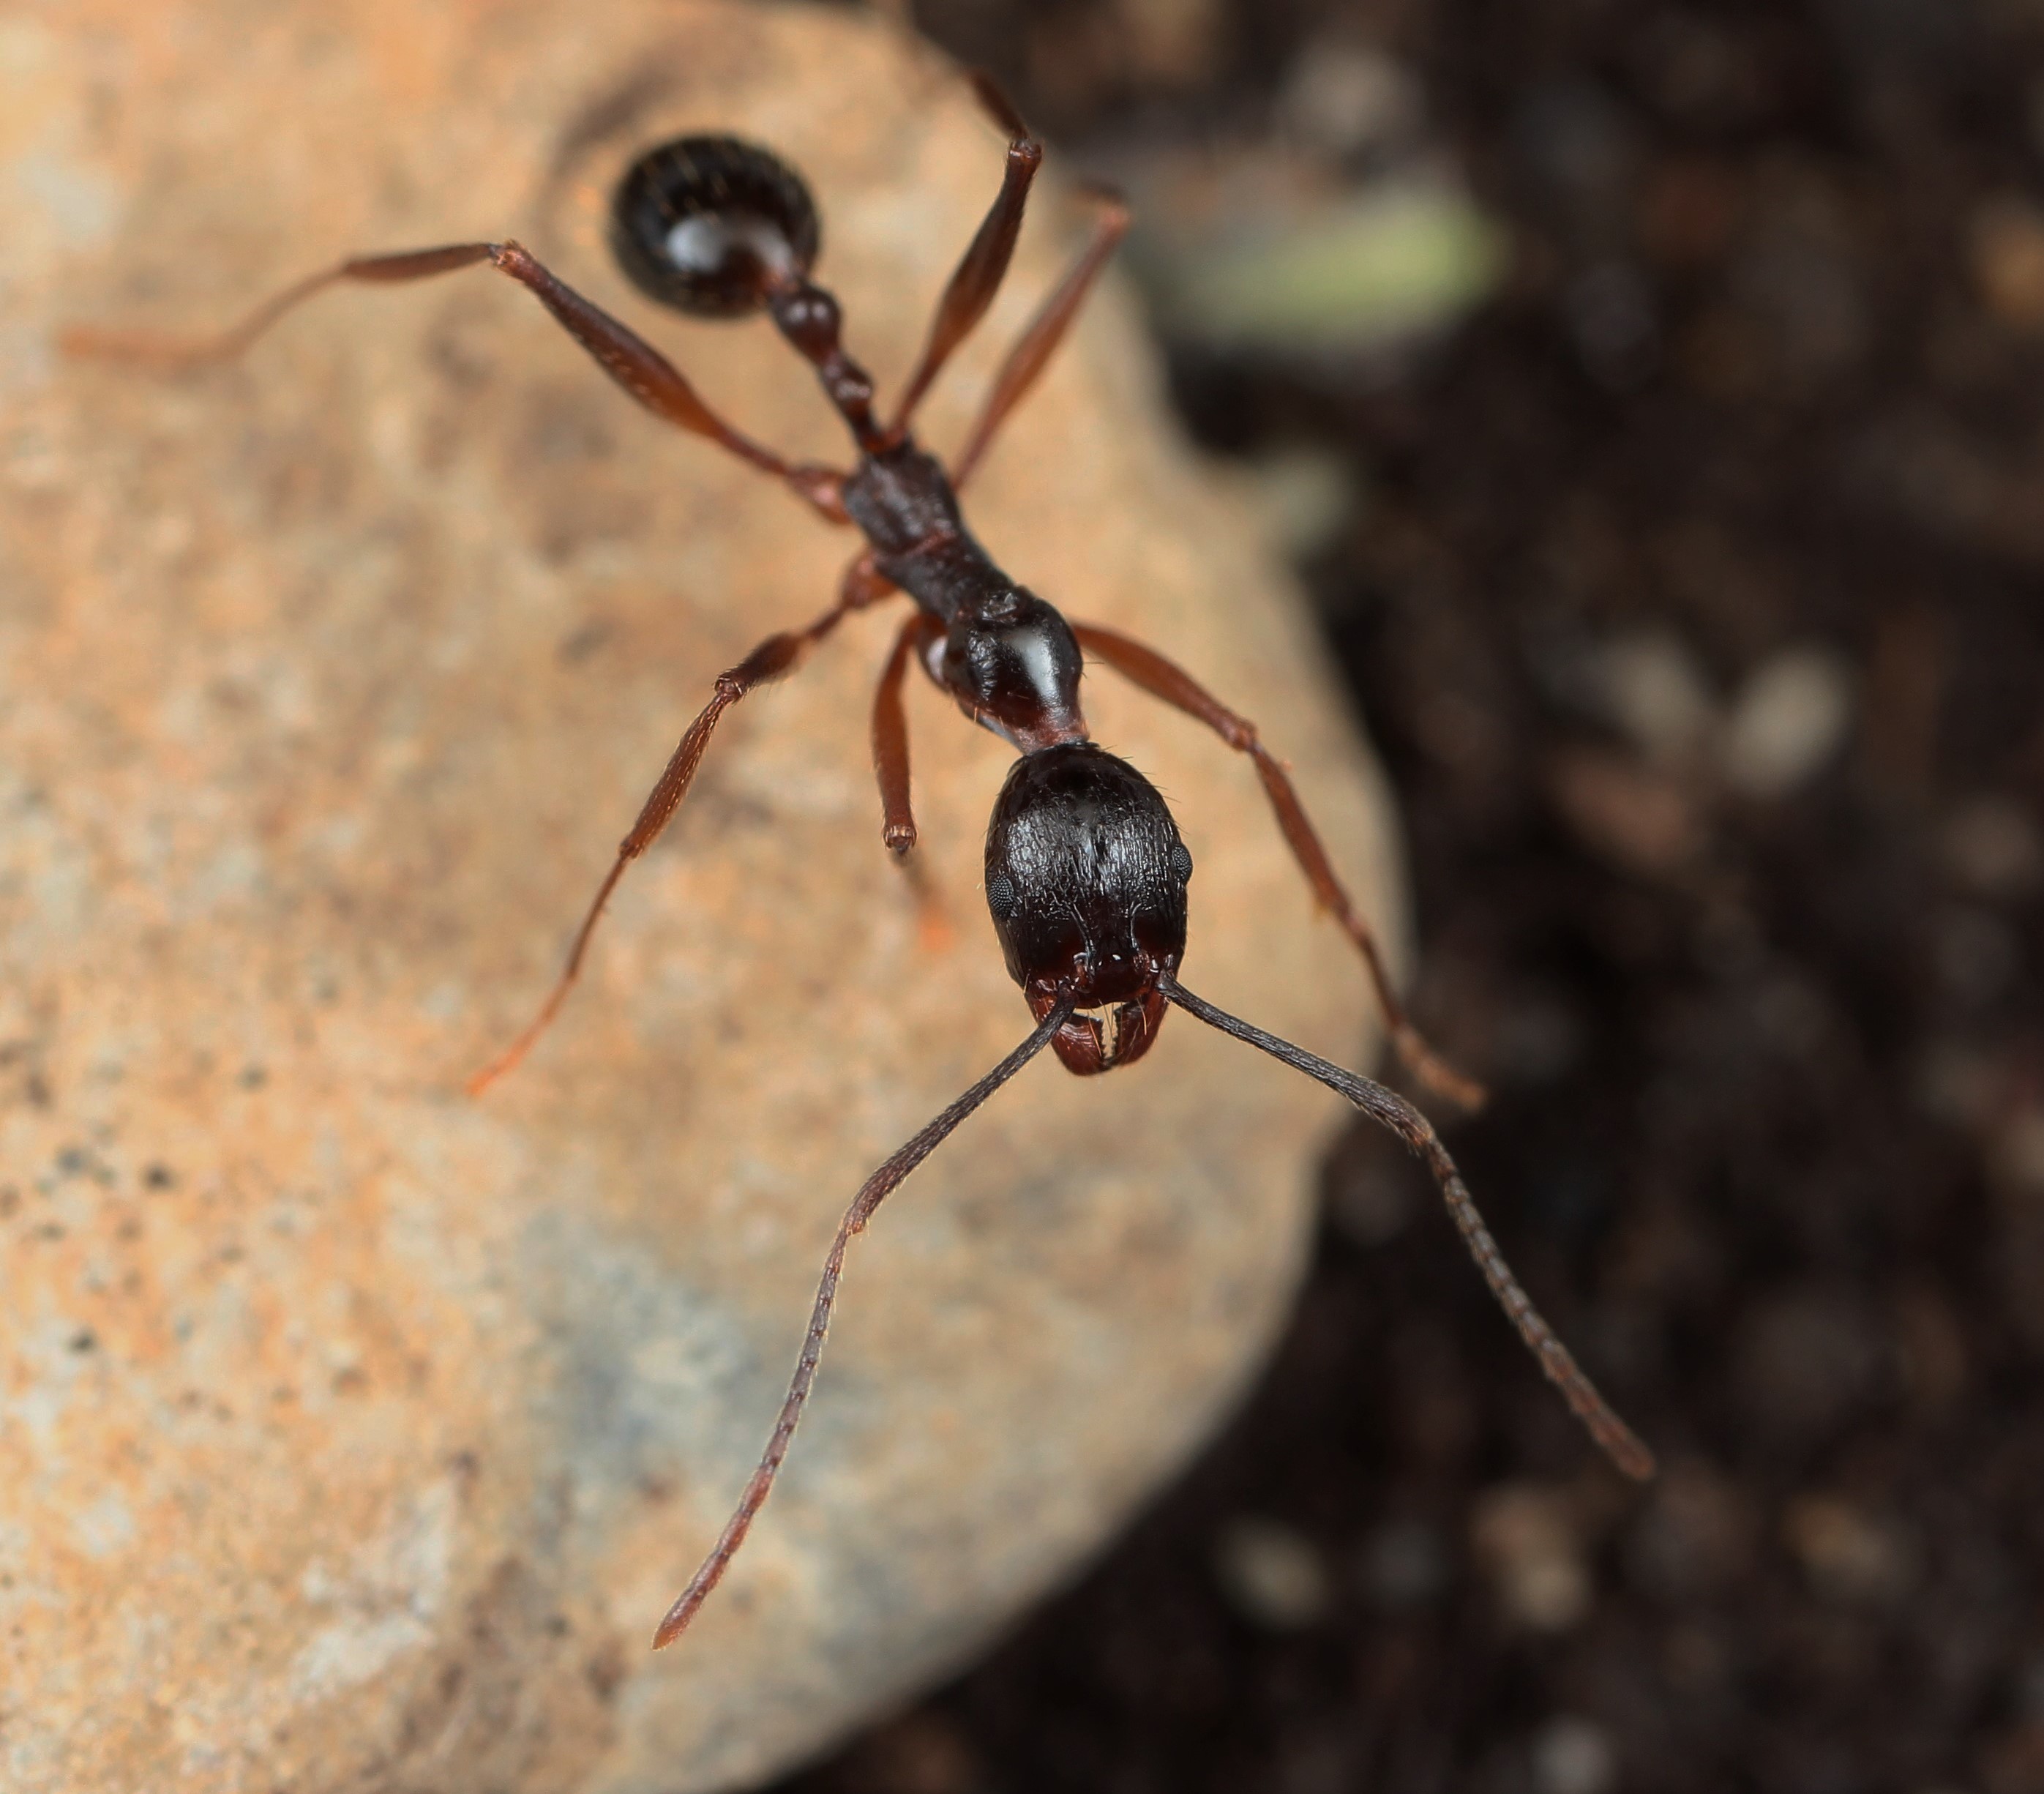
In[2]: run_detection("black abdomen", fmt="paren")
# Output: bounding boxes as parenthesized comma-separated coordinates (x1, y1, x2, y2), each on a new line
(609, 136, 820, 318)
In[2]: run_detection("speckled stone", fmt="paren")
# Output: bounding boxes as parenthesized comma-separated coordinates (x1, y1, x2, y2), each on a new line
(0, 3, 1405, 1789)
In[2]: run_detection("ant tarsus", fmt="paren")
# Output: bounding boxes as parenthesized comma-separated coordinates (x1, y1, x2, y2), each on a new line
(70, 73, 1647, 1651)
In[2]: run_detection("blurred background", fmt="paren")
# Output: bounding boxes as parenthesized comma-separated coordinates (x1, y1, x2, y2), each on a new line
(772, 0, 2044, 1790)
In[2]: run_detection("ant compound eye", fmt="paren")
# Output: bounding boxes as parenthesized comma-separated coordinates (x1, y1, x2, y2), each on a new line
(1169, 840, 1194, 883)
(987, 873, 1019, 921)
(610, 136, 820, 318)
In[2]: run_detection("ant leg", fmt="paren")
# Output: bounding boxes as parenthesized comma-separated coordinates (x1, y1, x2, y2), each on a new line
(840, 548, 896, 612)
(872, 610, 954, 950)
(468, 565, 896, 1096)
(64, 242, 850, 523)
(652, 995, 1073, 1649)
(952, 190, 1131, 490)
(1074, 621, 1487, 1113)
(887, 73, 1044, 434)
(872, 611, 941, 853)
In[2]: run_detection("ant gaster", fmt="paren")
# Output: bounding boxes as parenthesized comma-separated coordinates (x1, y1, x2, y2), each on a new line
(70, 75, 1654, 1651)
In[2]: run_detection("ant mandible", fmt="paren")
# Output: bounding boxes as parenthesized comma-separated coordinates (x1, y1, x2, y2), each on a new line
(70, 73, 1654, 1651)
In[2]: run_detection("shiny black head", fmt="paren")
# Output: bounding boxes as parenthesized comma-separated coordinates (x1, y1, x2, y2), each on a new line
(610, 136, 820, 318)
(984, 743, 1193, 1075)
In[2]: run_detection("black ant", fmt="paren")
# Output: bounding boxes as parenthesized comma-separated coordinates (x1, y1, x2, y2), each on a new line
(69, 74, 1654, 1651)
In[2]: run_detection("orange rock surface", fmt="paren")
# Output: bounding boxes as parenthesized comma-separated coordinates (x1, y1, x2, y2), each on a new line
(0, 2, 1402, 1788)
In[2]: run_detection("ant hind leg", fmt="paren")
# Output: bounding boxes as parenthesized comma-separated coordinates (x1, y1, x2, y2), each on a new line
(65, 241, 851, 523)
(951, 189, 1131, 490)
(888, 73, 1044, 434)
(62, 244, 499, 369)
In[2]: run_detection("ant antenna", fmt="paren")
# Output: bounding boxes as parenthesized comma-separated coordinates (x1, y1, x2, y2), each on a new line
(652, 994, 1075, 1649)
(1159, 975, 1656, 1482)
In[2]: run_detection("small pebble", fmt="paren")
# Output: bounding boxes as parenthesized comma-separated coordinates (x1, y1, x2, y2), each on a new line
(1595, 629, 1718, 763)
(1566, 261, 1660, 389)
(1729, 180, 1869, 379)
(1661, 1623, 1732, 1694)
(1990, 1109, 2044, 1201)
(1278, 45, 1426, 159)
(1933, 906, 2021, 1007)
(1893, 1285, 1969, 1411)
(1530, 1716, 1617, 1794)
(1516, 78, 1634, 216)
(1325, 1142, 1416, 1246)
(1278, 1731, 1355, 1794)
(1213, 1517, 1335, 1630)
(1471, 1484, 1591, 1632)
(1113, 0, 1224, 86)
(836, 1711, 982, 1794)
(1356, 1517, 1451, 1610)
(1942, 798, 2044, 901)
(1625, 1460, 1756, 1599)
(1969, 195, 2044, 330)
(1547, 747, 1702, 878)
(1721, 647, 1852, 798)
(2017, 1655, 2044, 1721)
(1635, 11, 1750, 128)
(1732, 1287, 1884, 1438)
(1782, 1495, 1917, 1606)
(1752, 971, 1835, 1058)
(1913, 1038, 2003, 1129)
(1491, 993, 1586, 1085)
(1639, 157, 1744, 269)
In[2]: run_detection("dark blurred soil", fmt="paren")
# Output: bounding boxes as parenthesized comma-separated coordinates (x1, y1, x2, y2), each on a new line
(778, 1, 2044, 1789)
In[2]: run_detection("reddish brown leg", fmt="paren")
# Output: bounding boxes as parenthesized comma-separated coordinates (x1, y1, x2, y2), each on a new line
(952, 190, 1131, 489)
(1074, 621, 1487, 1113)
(872, 610, 942, 853)
(886, 73, 1044, 434)
(872, 610, 954, 950)
(839, 549, 896, 611)
(652, 996, 1072, 1649)
(64, 242, 850, 523)
(468, 565, 897, 1096)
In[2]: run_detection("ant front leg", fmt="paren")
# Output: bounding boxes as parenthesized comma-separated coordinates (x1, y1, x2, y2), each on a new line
(468, 561, 899, 1096)
(65, 242, 850, 524)
(1074, 621, 1488, 1113)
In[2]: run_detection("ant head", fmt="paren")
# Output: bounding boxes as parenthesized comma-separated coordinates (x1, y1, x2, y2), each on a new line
(610, 137, 820, 318)
(984, 743, 1193, 1076)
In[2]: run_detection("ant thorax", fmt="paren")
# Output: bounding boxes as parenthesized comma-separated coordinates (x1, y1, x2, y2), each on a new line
(928, 589, 1085, 752)
(843, 444, 1088, 750)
